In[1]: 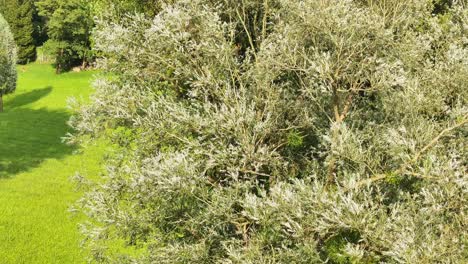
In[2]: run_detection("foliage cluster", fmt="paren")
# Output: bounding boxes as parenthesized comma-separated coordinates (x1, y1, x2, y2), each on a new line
(91, 0, 164, 18)
(0, 13, 17, 111)
(71, 0, 467, 263)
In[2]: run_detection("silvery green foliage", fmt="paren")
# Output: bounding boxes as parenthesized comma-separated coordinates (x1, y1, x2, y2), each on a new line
(71, 0, 468, 263)
(0, 13, 17, 96)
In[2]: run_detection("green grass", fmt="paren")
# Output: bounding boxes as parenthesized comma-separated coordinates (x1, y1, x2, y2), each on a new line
(0, 64, 103, 263)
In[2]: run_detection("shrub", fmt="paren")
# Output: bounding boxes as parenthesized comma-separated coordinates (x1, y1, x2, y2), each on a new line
(36, 45, 55, 64)
(71, 0, 468, 262)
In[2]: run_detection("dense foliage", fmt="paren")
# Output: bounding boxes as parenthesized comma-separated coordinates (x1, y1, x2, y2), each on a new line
(35, 0, 93, 72)
(71, 0, 468, 263)
(0, 13, 17, 112)
(92, 0, 163, 18)
(0, 0, 36, 64)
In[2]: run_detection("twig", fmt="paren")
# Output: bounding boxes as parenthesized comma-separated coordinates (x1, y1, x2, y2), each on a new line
(239, 169, 272, 178)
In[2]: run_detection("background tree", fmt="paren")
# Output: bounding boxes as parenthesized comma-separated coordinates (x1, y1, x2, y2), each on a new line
(0, 13, 17, 112)
(32, 1, 48, 47)
(91, 0, 165, 18)
(0, 0, 36, 64)
(35, 0, 93, 73)
(71, 0, 467, 262)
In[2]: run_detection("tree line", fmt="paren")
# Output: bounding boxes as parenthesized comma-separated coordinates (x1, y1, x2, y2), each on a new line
(0, 0, 159, 73)
(0, 0, 455, 73)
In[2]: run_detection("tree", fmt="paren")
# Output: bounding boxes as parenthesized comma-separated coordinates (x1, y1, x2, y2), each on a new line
(71, 0, 467, 262)
(0, 0, 36, 64)
(35, 0, 93, 73)
(32, 1, 48, 47)
(0, 13, 17, 112)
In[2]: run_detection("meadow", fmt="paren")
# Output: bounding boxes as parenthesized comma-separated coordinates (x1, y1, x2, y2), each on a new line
(0, 64, 102, 263)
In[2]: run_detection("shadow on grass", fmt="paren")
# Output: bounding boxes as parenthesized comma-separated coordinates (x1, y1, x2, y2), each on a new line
(7, 87, 52, 109)
(0, 89, 75, 178)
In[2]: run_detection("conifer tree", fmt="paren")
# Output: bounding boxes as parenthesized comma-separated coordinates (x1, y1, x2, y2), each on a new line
(0, 13, 17, 112)
(0, 0, 36, 64)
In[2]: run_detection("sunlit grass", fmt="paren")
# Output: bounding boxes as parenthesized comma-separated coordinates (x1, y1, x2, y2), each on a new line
(0, 64, 103, 263)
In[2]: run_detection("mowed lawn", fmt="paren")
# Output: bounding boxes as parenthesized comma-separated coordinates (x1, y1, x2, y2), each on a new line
(0, 64, 103, 263)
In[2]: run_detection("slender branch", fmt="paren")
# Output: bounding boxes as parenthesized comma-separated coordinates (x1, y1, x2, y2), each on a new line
(332, 86, 341, 122)
(327, 83, 358, 185)
(236, 5, 257, 60)
(239, 169, 271, 178)
(326, 156, 338, 185)
(296, 72, 333, 122)
(339, 90, 355, 121)
(327, 86, 341, 185)
(411, 114, 467, 164)
(262, 0, 269, 41)
(353, 114, 468, 188)
(167, 132, 196, 146)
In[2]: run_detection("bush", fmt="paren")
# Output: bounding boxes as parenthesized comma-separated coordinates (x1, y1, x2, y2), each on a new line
(35, 46, 55, 64)
(0, 13, 17, 112)
(71, 0, 468, 262)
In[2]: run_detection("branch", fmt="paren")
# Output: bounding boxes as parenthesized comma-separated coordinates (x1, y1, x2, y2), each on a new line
(262, 0, 269, 41)
(353, 114, 468, 189)
(411, 114, 467, 163)
(239, 169, 271, 178)
(339, 91, 355, 121)
(236, 5, 257, 60)
(327, 85, 358, 185)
